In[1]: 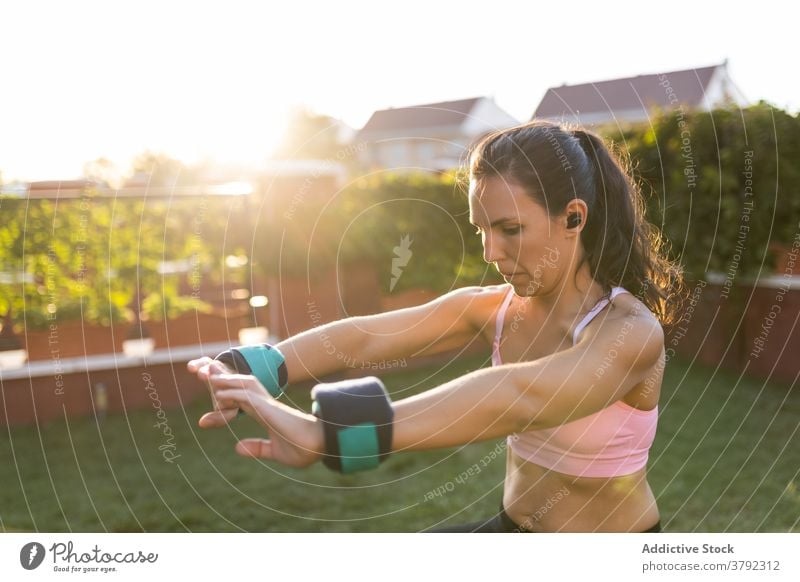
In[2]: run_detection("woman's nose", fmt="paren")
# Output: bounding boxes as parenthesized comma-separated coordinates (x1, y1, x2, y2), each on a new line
(482, 234, 503, 263)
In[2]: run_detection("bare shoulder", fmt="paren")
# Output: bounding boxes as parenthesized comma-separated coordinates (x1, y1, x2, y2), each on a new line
(606, 290, 655, 316)
(581, 291, 664, 367)
(438, 283, 512, 332)
(611, 292, 662, 329)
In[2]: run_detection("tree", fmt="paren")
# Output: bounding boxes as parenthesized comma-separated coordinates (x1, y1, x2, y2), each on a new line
(272, 107, 346, 160)
(83, 157, 121, 189)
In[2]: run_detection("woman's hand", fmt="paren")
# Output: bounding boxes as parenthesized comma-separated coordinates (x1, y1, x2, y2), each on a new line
(190, 359, 324, 468)
(188, 356, 240, 421)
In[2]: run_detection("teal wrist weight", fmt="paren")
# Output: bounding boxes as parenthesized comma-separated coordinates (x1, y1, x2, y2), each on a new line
(214, 344, 288, 415)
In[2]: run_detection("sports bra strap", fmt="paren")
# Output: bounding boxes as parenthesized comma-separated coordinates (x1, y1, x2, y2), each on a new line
(494, 285, 631, 349)
(493, 285, 515, 347)
(572, 286, 630, 344)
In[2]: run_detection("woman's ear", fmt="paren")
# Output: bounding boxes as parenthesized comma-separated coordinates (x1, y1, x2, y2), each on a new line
(561, 199, 588, 234)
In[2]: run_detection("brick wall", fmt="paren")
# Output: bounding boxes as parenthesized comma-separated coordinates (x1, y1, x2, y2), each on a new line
(0, 361, 208, 428)
(667, 281, 798, 385)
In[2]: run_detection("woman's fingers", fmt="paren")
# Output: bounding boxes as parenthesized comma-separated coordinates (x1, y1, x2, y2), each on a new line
(236, 438, 275, 460)
(196, 360, 234, 382)
(201, 367, 241, 413)
(198, 408, 239, 428)
(207, 373, 273, 410)
(208, 372, 263, 390)
(190, 358, 257, 428)
(213, 388, 260, 410)
(187, 356, 214, 373)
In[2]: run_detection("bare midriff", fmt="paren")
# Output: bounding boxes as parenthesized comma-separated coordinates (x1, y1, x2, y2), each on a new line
(503, 448, 660, 532)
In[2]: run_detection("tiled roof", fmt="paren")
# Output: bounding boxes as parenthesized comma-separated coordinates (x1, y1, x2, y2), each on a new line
(360, 97, 482, 133)
(534, 64, 721, 119)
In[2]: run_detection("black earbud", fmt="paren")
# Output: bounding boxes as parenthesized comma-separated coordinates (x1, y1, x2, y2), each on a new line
(567, 213, 582, 229)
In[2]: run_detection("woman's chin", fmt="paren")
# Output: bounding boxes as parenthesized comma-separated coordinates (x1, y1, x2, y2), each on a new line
(521, 279, 547, 297)
(504, 275, 529, 294)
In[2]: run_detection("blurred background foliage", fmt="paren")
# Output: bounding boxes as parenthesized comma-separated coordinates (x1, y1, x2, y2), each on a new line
(2, 102, 797, 329)
(617, 102, 799, 279)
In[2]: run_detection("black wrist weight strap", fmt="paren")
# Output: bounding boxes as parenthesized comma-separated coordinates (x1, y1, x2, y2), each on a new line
(311, 377, 394, 474)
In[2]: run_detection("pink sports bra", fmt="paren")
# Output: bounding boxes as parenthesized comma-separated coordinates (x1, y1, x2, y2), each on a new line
(493, 284, 658, 478)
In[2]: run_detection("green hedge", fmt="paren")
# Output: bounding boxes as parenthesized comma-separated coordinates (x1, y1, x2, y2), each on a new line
(618, 102, 800, 279)
(335, 173, 498, 292)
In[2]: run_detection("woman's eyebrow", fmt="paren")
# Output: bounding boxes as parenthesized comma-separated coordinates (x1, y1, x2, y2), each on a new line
(470, 217, 518, 228)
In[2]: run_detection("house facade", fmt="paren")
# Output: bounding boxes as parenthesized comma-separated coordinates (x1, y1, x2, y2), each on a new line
(356, 97, 519, 172)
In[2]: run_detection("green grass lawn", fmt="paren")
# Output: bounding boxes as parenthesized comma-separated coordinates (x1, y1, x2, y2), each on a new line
(1, 353, 797, 532)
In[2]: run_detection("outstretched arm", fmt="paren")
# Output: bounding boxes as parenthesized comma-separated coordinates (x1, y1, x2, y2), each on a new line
(391, 310, 663, 451)
(188, 286, 488, 426)
(198, 306, 662, 465)
(189, 285, 488, 384)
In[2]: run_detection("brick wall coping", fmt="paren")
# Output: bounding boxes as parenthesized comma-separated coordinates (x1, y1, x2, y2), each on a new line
(0, 341, 234, 381)
(705, 272, 800, 289)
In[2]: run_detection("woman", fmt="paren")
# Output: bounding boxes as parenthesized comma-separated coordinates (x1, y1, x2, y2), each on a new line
(188, 121, 684, 533)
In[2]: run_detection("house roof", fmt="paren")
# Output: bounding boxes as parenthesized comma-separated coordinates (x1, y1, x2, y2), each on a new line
(533, 64, 722, 119)
(359, 97, 482, 133)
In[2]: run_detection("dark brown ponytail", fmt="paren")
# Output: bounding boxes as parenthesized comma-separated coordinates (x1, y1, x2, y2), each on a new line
(470, 121, 685, 326)
(571, 128, 684, 325)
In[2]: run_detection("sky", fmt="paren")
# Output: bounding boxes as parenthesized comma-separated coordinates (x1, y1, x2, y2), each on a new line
(1, 0, 797, 182)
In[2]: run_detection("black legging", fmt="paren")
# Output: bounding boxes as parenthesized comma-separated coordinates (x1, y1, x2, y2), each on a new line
(426, 501, 662, 533)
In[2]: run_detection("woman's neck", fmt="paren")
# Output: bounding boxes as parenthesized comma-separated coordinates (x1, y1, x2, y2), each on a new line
(529, 266, 607, 333)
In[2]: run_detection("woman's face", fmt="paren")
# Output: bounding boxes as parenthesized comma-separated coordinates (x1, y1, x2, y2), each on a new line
(469, 175, 574, 297)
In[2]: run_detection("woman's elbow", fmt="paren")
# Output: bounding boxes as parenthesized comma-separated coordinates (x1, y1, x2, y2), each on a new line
(506, 375, 547, 433)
